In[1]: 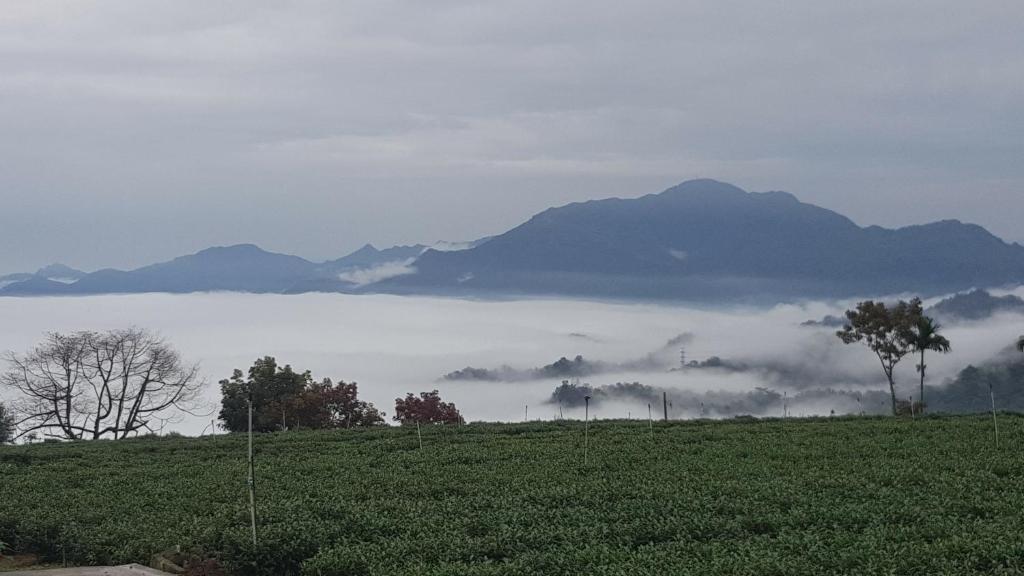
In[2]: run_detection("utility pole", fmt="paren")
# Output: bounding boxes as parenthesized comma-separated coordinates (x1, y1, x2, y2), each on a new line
(247, 393, 258, 547)
(990, 382, 999, 449)
(663, 391, 668, 421)
(584, 396, 591, 466)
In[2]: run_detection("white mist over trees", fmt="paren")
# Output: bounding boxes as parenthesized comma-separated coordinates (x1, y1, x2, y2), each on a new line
(0, 292, 1022, 434)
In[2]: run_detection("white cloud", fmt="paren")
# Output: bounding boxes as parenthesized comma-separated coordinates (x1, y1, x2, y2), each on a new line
(337, 259, 417, 286)
(2, 292, 1019, 433)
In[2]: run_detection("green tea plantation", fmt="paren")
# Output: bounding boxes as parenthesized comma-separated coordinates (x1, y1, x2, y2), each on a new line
(2, 416, 1024, 575)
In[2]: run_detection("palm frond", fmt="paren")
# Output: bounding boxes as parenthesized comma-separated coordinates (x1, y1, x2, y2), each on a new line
(910, 315, 951, 354)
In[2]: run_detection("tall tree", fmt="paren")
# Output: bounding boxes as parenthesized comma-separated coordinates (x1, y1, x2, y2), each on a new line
(908, 315, 951, 412)
(837, 299, 923, 416)
(218, 357, 311, 433)
(0, 402, 14, 444)
(1, 329, 204, 440)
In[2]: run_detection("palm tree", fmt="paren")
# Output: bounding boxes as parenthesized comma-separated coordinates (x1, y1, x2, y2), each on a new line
(908, 315, 951, 412)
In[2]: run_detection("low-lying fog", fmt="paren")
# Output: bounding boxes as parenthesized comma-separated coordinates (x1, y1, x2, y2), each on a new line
(1, 291, 1022, 435)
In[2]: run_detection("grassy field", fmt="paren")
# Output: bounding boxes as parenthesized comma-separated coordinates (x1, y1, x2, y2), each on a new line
(2, 415, 1024, 575)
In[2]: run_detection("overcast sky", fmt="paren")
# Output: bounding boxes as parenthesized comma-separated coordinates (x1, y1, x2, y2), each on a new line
(1, 1, 1022, 273)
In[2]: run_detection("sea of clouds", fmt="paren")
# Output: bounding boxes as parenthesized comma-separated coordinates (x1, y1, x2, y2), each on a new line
(1, 290, 1022, 435)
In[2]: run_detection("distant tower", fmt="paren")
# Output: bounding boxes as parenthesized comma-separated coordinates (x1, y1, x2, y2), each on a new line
(679, 348, 686, 369)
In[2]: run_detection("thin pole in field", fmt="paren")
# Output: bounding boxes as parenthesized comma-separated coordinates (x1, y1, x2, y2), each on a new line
(647, 403, 653, 440)
(989, 383, 999, 449)
(247, 394, 258, 546)
(525, 405, 528, 422)
(584, 395, 591, 466)
(417, 421, 423, 450)
(662, 391, 668, 421)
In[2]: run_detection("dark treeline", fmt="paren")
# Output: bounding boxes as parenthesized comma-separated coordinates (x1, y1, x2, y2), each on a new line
(549, 347, 1024, 418)
(549, 380, 892, 418)
(218, 357, 463, 433)
(442, 333, 694, 382)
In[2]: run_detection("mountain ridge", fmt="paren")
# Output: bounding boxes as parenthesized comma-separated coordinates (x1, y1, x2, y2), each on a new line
(377, 179, 1024, 301)
(3, 179, 1023, 301)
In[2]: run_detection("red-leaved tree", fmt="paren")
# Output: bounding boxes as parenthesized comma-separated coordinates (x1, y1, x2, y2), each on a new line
(393, 390, 463, 425)
(292, 379, 385, 429)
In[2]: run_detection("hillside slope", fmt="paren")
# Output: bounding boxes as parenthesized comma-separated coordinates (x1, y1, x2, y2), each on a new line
(380, 179, 1024, 300)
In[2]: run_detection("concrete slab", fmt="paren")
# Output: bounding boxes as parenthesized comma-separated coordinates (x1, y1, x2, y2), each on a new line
(3, 564, 174, 576)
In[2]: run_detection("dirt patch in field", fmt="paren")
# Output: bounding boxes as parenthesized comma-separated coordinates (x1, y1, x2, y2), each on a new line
(0, 563, 173, 575)
(0, 554, 45, 571)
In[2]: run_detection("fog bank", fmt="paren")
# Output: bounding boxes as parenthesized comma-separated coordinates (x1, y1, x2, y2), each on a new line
(0, 293, 1021, 434)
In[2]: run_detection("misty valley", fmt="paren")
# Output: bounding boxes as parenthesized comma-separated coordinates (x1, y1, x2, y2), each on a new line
(2, 290, 1022, 436)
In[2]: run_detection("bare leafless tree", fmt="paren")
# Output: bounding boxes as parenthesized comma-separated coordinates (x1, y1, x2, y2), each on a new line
(2, 328, 206, 440)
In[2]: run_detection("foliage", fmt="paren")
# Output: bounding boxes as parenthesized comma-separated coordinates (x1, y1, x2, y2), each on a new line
(2, 417, 1024, 575)
(837, 298, 924, 415)
(907, 315, 951, 410)
(929, 289, 1024, 321)
(296, 380, 385, 429)
(551, 381, 659, 408)
(550, 381, 595, 407)
(0, 328, 203, 440)
(0, 402, 14, 445)
(219, 358, 383, 433)
(393, 390, 462, 425)
(219, 357, 311, 433)
(929, 358, 1024, 414)
(537, 355, 592, 378)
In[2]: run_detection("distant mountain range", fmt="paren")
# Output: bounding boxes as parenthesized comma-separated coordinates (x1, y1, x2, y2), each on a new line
(0, 243, 435, 296)
(4, 179, 1024, 301)
(0, 263, 86, 290)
